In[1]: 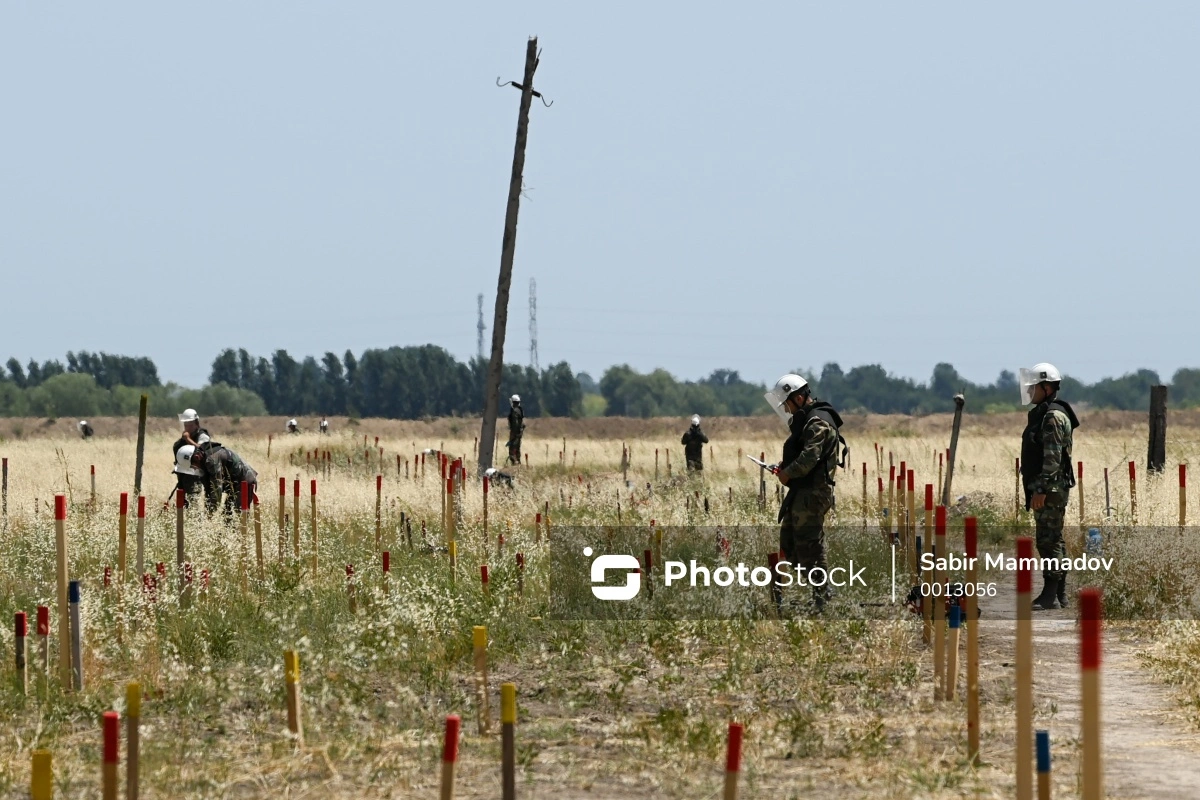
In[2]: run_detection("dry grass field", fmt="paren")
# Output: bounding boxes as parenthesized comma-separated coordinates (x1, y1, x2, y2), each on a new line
(1, 411, 1199, 798)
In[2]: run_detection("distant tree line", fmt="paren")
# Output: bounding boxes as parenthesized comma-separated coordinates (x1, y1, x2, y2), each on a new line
(4, 348, 1200, 419)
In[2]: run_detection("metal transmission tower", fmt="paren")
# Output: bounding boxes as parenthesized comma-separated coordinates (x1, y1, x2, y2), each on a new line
(528, 278, 538, 371)
(476, 294, 485, 360)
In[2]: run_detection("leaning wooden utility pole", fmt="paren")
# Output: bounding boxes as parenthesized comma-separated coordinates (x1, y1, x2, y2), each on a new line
(478, 37, 546, 474)
(941, 392, 966, 507)
(1147, 385, 1167, 473)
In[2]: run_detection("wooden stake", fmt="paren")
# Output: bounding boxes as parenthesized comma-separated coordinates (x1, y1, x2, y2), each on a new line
(1016, 536, 1035, 800)
(31, 750, 52, 800)
(118, 493, 128, 583)
(441, 715, 461, 800)
(102, 710, 119, 800)
(965, 517, 980, 765)
(254, 498, 264, 579)
(1078, 461, 1085, 526)
(127, 682, 141, 800)
(375, 474, 383, 550)
(861, 463, 868, 529)
(501, 682, 516, 800)
(293, 479, 301, 559)
(176, 489, 190, 608)
(310, 480, 318, 578)
(69, 581, 82, 691)
(1080, 588, 1103, 800)
(239, 482, 249, 591)
(382, 551, 390, 595)
(14, 612, 27, 695)
(945, 605, 961, 700)
(1036, 730, 1051, 800)
(724, 722, 743, 800)
(933, 506, 946, 701)
(54, 495, 71, 689)
(284, 650, 304, 746)
(1128, 461, 1137, 523)
(37, 606, 49, 696)
(473, 626, 490, 734)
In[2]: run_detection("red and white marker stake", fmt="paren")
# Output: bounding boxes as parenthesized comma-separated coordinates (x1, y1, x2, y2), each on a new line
(1016, 536, 1034, 800)
(102, 710, 119, 800)
(118, 492, 128, 582)
(965, 517, 980, 764)
(37, 606, 49, 688)
(440, 715, 461, 800)
(1080, 587, 1103, 800)
(15, 611, 28, 694)
(724, 722, 743, 800)
(54, 495, 71, 689)
(1128, 460, 1137, 522)
(1179, 464, 1187, 528)
(481, 564, 490, 596)
(136, 495, 146, 579)
(382, 551, 391, 595)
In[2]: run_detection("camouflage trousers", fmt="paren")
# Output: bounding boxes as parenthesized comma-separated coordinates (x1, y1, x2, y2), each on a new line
(780, 486, 835, 580)
(1034, 491, 1069, 579)
(507, 437, 522, 466)
(686, 459, 703, 472)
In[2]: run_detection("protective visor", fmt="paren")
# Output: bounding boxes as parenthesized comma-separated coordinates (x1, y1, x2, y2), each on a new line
(763, 389, 793, 426)
(1018, 367, 1043, 405)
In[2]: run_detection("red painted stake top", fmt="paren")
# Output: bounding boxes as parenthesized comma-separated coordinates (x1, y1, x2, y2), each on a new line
(138, 495, 145, 517)
(889, 465, 895, 482)
(516, 553, 525, 568)
(103, 711, 120, 763)
(241, 481, 250, 511)
(1180, 464, 1187, 487)
(91, 464, 95, 475)
(1016, 537, 1034, 594)
(877, 477, 883, 491)
(120, 493, 128, 515)
(1129, 461, 1136, 480)
(55, 495, 66, 520)
(294, 480, 300, 497)
(726, 722, 744, 772)
(175, 488, 185, 509)
(279, 477, 286, 495)
(1078, 461, 1084, 481)
(1080, 588, 1102, 669)
(15, 611, 27, 636)
(964, 517, 978, 558)
(644, 549, 653, 571)
(37, 606, 49, 635)
(483, 477, 489, 495)
(535, 513, 542, 524)
(442, 715, 461, 762)
(311, 479, 317, 496)
(935, 505, 947, 535)
(346, 564, 354, 578)
(899, 461, 906, 480)
(907, 469, 914, 492)
(481, 565, 489, 583)
(382, 551, 390, 572)
(376, 475, 382, 492)
(925, 483, 933, 510)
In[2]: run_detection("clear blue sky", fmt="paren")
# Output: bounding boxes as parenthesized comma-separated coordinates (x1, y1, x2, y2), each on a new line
(3, 3, 1198, 389)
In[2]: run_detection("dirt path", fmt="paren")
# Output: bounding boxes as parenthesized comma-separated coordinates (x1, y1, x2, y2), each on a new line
(977, 571, 1200, 798)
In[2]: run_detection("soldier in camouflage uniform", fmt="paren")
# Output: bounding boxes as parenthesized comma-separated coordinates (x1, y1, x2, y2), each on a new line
(767, 374, 847, 611)
(190, 441, 260, 521)
(506, 395, 525, 466)
(1019, 362, 1081, 611)
(681, 415, 709, 472)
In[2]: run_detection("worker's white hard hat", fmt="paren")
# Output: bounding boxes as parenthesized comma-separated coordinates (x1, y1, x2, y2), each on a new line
(178, 408, 199, 424)
(511, 394, 520, 404)
(78, 420, 88, 428)
(691, 415, 701, 427)
(764, 374, 809, 424)
(174, 445, 202, 476)
(1019, 363, 1063, 404)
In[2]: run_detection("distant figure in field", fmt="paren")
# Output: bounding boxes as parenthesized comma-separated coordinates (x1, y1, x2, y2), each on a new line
(190, 441, 259, 520)
(484, 467, 515, 488)
(1019, 362, 1080, 612)
(286, 419, 300, 435)
(78, 420, 94, 440)
(506, 395, 525, 465)
(319, 417, 329, 435)
(681, 414, 709, 471)
(173, 408, 211, 457)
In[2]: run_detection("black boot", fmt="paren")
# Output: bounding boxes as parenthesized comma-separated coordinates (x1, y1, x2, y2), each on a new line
(1032, 574, 1059, 611)
(1056, 574, 1068, 609)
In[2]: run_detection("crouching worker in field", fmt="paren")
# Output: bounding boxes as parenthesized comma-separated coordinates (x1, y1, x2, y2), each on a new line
(172, 444, 209, 509)
(681, 414, 708, 471)
(765, 373, 848, 612)
(190, 441, 259, 521)
(78, 420, 94, 439)
(484, 467, 515, 488)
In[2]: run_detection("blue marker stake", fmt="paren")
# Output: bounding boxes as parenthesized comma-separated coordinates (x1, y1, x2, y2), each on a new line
(68, 580, 82, 691)
(1036, 729, 1051, 800)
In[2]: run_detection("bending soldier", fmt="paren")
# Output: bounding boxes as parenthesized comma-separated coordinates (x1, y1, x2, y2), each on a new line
(190, 441, 260, 520)
(1019, 363, 1080, 611)
(681, 414, 709, 471)
(78, 420, 94, 440)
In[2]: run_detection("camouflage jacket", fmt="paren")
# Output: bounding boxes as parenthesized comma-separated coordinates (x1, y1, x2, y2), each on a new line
(200, 447, 258, 505)
(1020, 399, 1078, 497)
(507, 406, 525, 436)
(779, 404, 841, 486)
(681, 427, 709, 462)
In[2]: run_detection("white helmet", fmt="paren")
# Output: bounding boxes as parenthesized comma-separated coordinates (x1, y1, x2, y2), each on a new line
(287, 419, 297, 429)
(764, 373, 809, 424)
(178, 408, 199, 425)
(484, 467, 499, 478)
(511, 394, 520, 404)
(1019, 362, 1063, 404)
(691, 415, 701, 427)
(78, 420, 88, 428)
(174, 445, 202, 476)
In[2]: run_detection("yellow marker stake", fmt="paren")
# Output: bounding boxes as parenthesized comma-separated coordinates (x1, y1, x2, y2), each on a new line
(127, 682, 141, 800)
(473, 626, 490, 734)
(501, 683, 516, 800)
(284, 650, 304, 746)
(31, 750, 52, 800)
